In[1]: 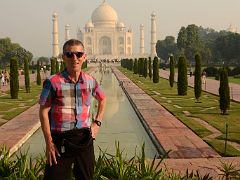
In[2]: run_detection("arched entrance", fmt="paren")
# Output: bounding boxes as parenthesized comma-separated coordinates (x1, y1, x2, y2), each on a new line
(99, 36, 112, 55)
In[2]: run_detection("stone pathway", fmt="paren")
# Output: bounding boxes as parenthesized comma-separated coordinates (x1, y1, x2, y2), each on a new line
(193, 117, 222, 140)
(0, 104, 41, 156)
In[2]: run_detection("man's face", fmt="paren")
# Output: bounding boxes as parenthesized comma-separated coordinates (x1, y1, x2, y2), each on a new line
(63, 45, 86, 73)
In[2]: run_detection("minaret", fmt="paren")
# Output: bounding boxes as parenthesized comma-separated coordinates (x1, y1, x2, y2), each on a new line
(140, 24, 145, 55)
(65, 24, 70, 41)
(150, 12, 157, 57)
(52, 12, 59, 58)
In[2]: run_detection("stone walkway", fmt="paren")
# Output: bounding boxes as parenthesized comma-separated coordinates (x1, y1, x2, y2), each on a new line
(0, 104, 41, 155)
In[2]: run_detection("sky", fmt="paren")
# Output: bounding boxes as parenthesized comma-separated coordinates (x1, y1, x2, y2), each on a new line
(1, 0, 240, 58)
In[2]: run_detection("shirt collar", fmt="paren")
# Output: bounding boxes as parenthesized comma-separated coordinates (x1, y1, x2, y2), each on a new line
(61, 69, 85, 84)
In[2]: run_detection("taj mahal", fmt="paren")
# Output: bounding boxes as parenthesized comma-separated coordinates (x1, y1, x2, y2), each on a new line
(52, 0, 157, 60)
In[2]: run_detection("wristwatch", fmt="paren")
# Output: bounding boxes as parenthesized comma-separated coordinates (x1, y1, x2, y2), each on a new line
(93, 119, 102, 126)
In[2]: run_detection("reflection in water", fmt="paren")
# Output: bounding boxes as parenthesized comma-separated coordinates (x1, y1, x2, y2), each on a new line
(17, 67, 158, 158)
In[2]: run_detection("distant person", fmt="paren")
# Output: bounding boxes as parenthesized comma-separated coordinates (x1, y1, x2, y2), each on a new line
(4, 70, 9, 85)
(189, 67, 193, 77)
(202, 70, 207, 84)
(39, 39, 106, 180)
(1, 71, 5, 86)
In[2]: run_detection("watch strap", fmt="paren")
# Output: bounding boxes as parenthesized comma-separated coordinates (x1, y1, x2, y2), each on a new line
(93, 119, 101, 126)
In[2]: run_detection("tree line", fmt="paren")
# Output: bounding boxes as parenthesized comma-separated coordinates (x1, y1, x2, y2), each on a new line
(156, 24, 240, 66)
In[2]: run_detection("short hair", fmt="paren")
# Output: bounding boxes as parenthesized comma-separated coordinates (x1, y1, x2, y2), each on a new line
(62, 39, 84, 53)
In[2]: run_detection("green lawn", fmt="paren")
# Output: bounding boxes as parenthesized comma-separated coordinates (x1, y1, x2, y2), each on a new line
(228, 77, 240, 85)
(0, 83, 42, 124)
(119, 67, 240, 156)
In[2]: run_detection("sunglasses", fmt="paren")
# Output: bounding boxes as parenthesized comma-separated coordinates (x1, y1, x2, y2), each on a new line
(64, 51, 84, 58)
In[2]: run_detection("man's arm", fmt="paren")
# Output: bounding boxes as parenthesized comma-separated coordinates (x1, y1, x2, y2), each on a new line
(91, 97, 106, 139)
(39, 105, 60, 166)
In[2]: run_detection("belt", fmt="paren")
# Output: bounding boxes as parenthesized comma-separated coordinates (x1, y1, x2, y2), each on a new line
(51, 128, 91, 138)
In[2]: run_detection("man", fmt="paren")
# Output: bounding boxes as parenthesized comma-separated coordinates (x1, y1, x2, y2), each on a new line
(39, 39, 106, 180)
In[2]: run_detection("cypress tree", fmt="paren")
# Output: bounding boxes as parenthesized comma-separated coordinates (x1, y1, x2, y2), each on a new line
(50, 57, 56, 75)
(152, 56, 159, 83)
(55, 61, 60, 73)
(36, 60, 41, 85)
(130, 59, 134, 71)
(138, 58, 141, 75)
(24, 57, 30, 93)
(177, 56, 188, 95)
(219, 68, 230, 115)
(143, 58, 148, 78)
(60, 61, 66, 71)
(83, 60, 88, 69)
(138, 58, 144, 76)
(194, 54, 202, 102)
(148, 57, 152, 80)
(133, 59, 138, 74)
(169, 55, 175, 88)
(10, 57, 19, 99)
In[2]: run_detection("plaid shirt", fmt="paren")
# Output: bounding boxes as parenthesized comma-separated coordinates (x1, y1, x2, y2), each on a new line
(39, 69, 105, 133)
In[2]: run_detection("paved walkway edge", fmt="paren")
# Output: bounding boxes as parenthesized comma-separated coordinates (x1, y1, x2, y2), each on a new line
(112, 68, 166, 157)
(10, 122, 41, 156)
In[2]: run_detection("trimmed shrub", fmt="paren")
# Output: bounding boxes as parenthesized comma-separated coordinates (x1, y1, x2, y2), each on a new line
(230, 66, 240, 76)
(138, 58, 144, 76)
(169, 55, 175, 88)
(219, 68, 230, 115)
(143, 58, 148, 78)
(10, 57, 19, 99)
(152, 56, 159, 83)
(24, 57, 30, 93)
(133, 59, 138, 74)
(130, 59, 134, 71)
(50, 57, 56, 75)
(36, 61, 41, 85)
(148, 57, 152, 80)
(194, 54, 202, 102)
(55, 61, 60, 73)
(177, 56, 188, 95)
(60, 61, 66, 71)
(203, 66, 218, 77)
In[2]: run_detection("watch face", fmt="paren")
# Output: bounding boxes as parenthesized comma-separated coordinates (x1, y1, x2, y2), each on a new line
(94, 120, 101, 126)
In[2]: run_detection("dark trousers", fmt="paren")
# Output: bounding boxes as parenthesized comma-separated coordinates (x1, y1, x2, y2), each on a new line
(44, 128, 94, 180)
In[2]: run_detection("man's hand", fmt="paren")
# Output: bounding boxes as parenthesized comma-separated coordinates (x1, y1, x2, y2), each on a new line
(46, 141, 60, 166)
(91, 123, 100, 139)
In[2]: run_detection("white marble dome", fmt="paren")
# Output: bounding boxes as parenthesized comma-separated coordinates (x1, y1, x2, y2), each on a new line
(91, 1, 118, 27)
